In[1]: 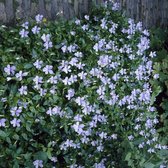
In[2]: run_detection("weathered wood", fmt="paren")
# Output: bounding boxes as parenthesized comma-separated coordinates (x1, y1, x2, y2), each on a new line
(113, 0, 168, 28)
(0, 0, 167, 28)
(5, 0, 14, 22)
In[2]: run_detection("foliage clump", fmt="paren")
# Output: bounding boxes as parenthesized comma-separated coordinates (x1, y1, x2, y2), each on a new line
(0, 1, 167, 168)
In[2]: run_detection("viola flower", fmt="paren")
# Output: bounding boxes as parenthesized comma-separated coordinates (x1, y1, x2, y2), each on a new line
(35, 14, 43, 23)
(1, 97, 7, 102)
(78, 71, 87, 80)
(44, 41, 53, 50)
(15, 71, 28, 81)
(50, 157, 57, 163)
(112, 2, 120, 11)
(21, 22, 29, 29)
(33, 60, 43, 69)
(81, 24, 89, 31)
(41, 34, 51, 42)
(99, 132, 107, 139)
(46, 107, 53, 116)
(75, 19, 81, 25)
(40, 88, 47, 96)
(74, 114, 83, 122)
(10, 118, 21, 127)
(69, 75, 77, 84)
(10, 107, 22, 116)
(61, 45, 67, 53)
(19, 29, 29, 38)
(18, 86, 28, 95)
(33, 76, 43, 85)
(67, 44, 77, 53)
(76, 62, 85, 70)
(70, 31, 76, 36)
(98, 55, 111, 67)
(66, 89, 75, 100)
(0, 118, 6, 127)
(4, 64, 16, 75)
(84, 15, 89, 20)
(32, 25, 41, 34)
(42, 65, 54, 74)
(47, 75, 59, 84)
(41, 34, 53, 50)
(62, 77, 71, 85)
(33, 160, 43, 168)
(74, 52, 83, 58)
(72, 122, 85, 135)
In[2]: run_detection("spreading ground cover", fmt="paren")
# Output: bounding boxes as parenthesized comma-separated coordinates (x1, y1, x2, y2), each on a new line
(0, 1, 168, 168)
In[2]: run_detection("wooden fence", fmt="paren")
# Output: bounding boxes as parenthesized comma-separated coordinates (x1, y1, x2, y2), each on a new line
(0, 0, 168, 28)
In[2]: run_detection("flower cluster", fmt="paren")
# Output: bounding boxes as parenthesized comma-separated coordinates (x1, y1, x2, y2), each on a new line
(0, 2, 167, 168)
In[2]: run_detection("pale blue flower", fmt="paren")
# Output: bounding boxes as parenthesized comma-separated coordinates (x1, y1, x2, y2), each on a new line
(1, 97, 7, 102)
(40, 88, 47, 96)
(15, 71, 28, 81)
(41, 34, 51, 42)
(78, 71, 87, 80)
(97, 55, 110, 67)
(19, 29, 29, 38)
(62, 77, 71, 85)
(41, 34, 53, 49)
(75, 19, 80, 25)
(66, 89, 75, 100)
(81, 24, 89, 31)
(74, 52, 83, 58)
(72, 122, 85, 135)
(33, 60, 43, 69)
(84, 15, 89, 20)
(4, 64, 16, 75)
(46, 107, 53, 116)
(50, 157, 57, 163)
(35, 14, 43, 23)
(76, 62, 85, 70)
(42, 65, 53, 74)
(52, 106, 61, 115)
(75, 97, 86, 106)
(99, 132, 107, 139)
(61, 45, 67, 53)
(32, 25, 41, 34)
(33, 76, 43, 85)
(18, 86, 28, 95)
(112, 2, 120, 11)
(0, 118, 6, 127)
(33, 160, 43, 168)
(47, 76, 59, 84)
(74, 114, 83, 122)
(10, 118, 21, 127)
(10, 107, 22, 116)
(44, 41, 53, 50)
(21, 21, 29, 29)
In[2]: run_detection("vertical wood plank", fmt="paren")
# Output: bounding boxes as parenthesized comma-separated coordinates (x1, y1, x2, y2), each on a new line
(22, 0, 31, 19)
(5, 0, 14, 23)
(38, 0, 46, 16)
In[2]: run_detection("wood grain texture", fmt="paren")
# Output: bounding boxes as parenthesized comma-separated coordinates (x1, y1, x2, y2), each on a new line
(0, 0, 167, 28)
(113, 0, 168, 28)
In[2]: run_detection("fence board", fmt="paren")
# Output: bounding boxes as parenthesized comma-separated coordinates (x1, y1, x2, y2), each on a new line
(0, 0, 167, 28)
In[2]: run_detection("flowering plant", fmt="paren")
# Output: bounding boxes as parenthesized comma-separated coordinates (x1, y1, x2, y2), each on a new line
(0, 2, 167, 168)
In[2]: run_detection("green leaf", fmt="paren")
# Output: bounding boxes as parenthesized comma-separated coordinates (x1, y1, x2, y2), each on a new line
(24, 63, 33, 69)
(125, 152, 131, 161)
(150, 86, 162, 105)
(157, 149, 168, 159)
(32, 49, 37, 58)
(0, 130, 7, 138)
(22, 133, 28, 140)
(144, 162, 155, 168)
(34, 151, 48, 162)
